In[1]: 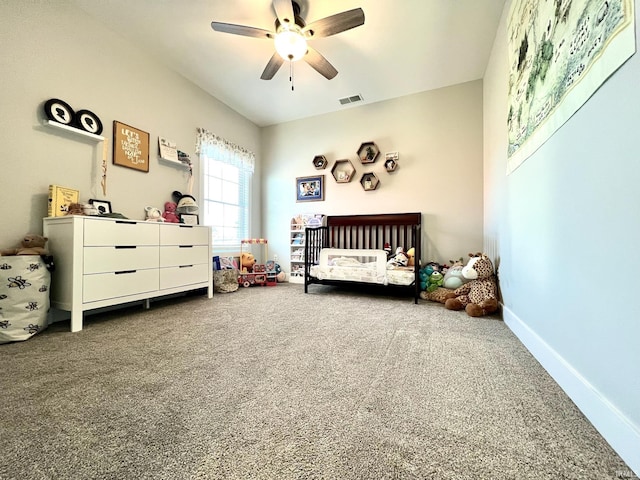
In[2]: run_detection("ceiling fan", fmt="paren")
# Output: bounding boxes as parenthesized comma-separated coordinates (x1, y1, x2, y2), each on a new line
(210, 0, 365, 81)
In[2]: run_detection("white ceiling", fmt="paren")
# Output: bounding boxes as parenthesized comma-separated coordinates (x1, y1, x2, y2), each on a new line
(71, 0, 506, 127)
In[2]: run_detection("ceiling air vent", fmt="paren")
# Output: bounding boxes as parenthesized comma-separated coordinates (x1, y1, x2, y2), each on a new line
(339, 94, 363, 105)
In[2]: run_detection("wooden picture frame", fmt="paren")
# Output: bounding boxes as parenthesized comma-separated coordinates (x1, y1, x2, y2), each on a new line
(88, 199, 112, 214)
(180, 213, 199, 225)
(113, 120, 149, 172)
(296, 175, 324, 202)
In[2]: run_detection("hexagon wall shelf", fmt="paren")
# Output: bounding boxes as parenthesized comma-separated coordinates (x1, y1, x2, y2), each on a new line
(313, 155, 327, 169)
(358, 142, 380, 164)
(360, 172, 380, 191)
(331, 159, 355, 183)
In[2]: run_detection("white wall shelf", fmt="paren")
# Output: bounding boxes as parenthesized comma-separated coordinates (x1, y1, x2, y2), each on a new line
(159, 156, 190, 168)
(44, 120, 104, 142)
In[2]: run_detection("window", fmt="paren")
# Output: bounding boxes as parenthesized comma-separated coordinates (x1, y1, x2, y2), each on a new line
(196, 129, 255, 253)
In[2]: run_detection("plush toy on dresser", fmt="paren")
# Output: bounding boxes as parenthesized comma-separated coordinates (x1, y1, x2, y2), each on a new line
(0, 234, 49, 256)
(145, 206, 165, 222)
(162, 201, 180, 223)
(444, 253, 499, 317)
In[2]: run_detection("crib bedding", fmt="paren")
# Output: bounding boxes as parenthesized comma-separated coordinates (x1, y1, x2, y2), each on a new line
(309, 248, 414, 285)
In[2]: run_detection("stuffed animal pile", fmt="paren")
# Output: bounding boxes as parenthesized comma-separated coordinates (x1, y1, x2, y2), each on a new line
(443, 253, 498, 317)
(420, 253, 499, 317)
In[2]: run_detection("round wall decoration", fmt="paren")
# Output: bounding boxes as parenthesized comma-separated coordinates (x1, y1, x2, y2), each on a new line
(75, 109, 103, 135)
(44, 98, 75, 125)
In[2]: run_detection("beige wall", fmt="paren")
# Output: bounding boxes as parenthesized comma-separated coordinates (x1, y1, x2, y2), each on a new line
(0, 1, 261, 249)
(261, 81, 484, 275)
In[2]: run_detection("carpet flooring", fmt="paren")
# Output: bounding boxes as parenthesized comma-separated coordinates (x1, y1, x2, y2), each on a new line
(0, 283, 634, 479)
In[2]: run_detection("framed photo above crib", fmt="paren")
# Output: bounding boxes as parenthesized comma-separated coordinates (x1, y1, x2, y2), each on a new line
(296, 175, 324, 202)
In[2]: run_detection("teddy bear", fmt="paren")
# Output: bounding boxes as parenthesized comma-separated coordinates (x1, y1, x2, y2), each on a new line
(145, 206, 165, 222)
(0, 234, 49, 256)
(162, 201, 180, 223)
(66, 203, 85, 216)
(240, 252, 256, 273)
(444, 253, 499, 317)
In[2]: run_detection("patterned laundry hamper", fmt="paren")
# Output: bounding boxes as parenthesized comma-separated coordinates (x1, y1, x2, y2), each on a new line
(0, 255, 51, 344)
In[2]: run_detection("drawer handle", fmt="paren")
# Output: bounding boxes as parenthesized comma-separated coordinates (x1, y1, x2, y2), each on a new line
(179, 245, 194, 248)
(179, 265, 194, 268)
(115, 270, 136, 275)
(115, 246, 137, 249)
(115, 220, 137, 225)
(178, 225, 194, 228)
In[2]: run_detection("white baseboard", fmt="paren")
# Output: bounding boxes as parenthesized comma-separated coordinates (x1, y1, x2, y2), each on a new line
(503, 305, 640, 477)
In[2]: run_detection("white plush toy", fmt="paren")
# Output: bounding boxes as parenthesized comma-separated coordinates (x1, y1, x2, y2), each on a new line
(145, 206, 165, 222)
(387, 247, 408, 268)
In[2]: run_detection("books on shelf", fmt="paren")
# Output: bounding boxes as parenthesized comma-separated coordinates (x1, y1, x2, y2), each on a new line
(158, 137, 178, 162)
(48, 184, 79, 217)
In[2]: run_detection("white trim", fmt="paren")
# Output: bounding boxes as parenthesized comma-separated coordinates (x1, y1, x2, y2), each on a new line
(503, 305, 640, 477)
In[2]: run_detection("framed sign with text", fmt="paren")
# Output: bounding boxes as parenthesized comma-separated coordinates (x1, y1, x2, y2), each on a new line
(113, 120, 149, 172)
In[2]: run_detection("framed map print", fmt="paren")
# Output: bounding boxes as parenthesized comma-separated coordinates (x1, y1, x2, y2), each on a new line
(506, 0, 635, 174)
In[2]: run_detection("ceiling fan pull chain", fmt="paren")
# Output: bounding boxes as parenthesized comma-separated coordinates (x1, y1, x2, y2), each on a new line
(290, 61, 294, 91)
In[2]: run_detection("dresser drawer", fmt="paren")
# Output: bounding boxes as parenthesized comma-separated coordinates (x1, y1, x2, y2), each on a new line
(83, 268, 159, 303)
(84, 246, 159, 274)
(159, 245, 208, 268)
(84, 218, 159, 246)
(159, 264, 209, 290)
(160, 224, 209, 246)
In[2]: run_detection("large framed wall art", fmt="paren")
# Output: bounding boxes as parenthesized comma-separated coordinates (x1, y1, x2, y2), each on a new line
(506, 0, 635, 174)
(113, 120, 150, 172)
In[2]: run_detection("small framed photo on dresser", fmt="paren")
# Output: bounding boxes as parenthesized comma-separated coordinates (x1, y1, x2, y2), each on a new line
(180, 213, 199, 225)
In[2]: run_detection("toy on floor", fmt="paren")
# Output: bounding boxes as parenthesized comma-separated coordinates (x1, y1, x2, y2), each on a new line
(241, 252, 256, 273)
(238, 239, 278, 287)
(444, 253, 499, 317)
(420, 286, 454, 303)
(443, 257, 470, 290)
(426, 271, 444, 292)
(1, 234, 49, 256)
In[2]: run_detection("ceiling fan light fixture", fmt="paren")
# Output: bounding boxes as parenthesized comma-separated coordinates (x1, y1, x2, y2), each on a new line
(274, 27, 307, 61)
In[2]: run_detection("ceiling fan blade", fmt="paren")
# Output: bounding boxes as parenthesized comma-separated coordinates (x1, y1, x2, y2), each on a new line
(302, 8, 365, 38)
(272, 0, 295, 26)
(304, 46, 338, 80)
(261, 52, 285, 80)
(211, 22, 274, 39)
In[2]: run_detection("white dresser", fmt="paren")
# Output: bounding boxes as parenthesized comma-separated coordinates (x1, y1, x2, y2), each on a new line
(43, 216, 213, 332)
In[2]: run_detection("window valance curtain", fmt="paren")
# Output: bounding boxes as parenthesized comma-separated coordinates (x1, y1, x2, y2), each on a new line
(195, 128, 255, 172)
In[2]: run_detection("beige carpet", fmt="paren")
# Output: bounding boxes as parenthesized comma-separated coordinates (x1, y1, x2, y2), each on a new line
(0, 283, 634, 479)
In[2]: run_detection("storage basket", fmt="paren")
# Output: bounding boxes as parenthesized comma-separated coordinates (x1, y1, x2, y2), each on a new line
(0, 255, 51, 344)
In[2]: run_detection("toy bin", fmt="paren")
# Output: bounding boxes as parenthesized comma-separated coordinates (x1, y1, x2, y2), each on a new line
(0, 255, 51, 344)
